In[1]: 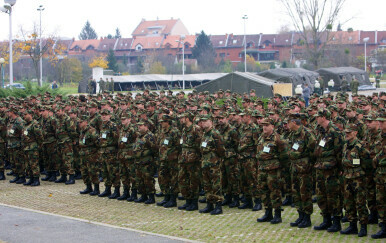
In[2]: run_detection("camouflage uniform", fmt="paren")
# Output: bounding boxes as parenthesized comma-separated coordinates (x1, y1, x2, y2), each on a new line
(314, 121, 343, 218)
(7, 115, 25, 178)
(0, 117, 7, 176)
(79, 124, 99, 186)
(288, 124, 316, 215)
(41, 115, 59, 177)
(158, 123, 180, 195)
(21, 119, 44, 178)
(178, 123, 202, 200)
(373, 132, 386, 225)
(56, 113, 77, 176)
(341, 137, 370, 225)
(200, 126, 225, 204)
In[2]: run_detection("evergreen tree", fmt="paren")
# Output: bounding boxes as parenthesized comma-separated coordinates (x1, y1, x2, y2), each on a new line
(115, 28, 122, 39)
(107, 49, 118, 72)
(106, 34, 113, 39)
(192, 31, 216, 71)
(79, 20, 98, 40)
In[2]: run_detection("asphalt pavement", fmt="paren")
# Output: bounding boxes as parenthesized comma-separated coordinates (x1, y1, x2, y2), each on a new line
(0, 205, 188, 243)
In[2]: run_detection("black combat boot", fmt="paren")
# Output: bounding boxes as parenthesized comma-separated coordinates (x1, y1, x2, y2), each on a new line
(221, 194, 232, 206)
(55, 174, 67, 183)
(65, 174, 75, 185)
(199, 197, 206, 203)
(98, 186, 111, 197)
(186, 199, 199, 211)
(157, 194, 170, 206)
(108, 186, 120, 199)
(0, 171, 5, 180)
(368, 210, 379, 224)
(290, 211, 304, 227)
(48, 172, 57, 182)
(229, 195, 240, 208)
(314, 215, 332, 230)
(371, 223, 386, 239)
(199, 188, 205, 196)
(199, 203, 214, 213)
(358, 224, 367, 237)
(298, 213, 312, 228)
(9, 175, 19, 183)
(144, 194, 155, 204)
(23, 177, 34, 186)
(74, 171, 82, 180)
(127, 189, 138, 202)
(117, 186, 129, 200)
(252, 198, 262, 211)
(177, 195, 185, 200)
(80, 184, 93, 194)
(99, 173, 103, 182)
(271, 209, 282, 224)
(155, 191, 164, 197)
(164, 194, 177, 208)
(257, 209, 273, 222)
(15, 176, 26, 184)
(340, 221, 358, 234)
(341, 215, 349, 223)
(178, 199, 192, 210)
(31, 177, 40, 186)
(238, 197, 253, 209)
(210, 202, 223, 215)
(282, 195, 293, 206)
(7, 170, 14, 176)
(134, 193, 148, 203)
(89, 184, 100, 196)
(41, 171, 51, 181)
(327, 216, 342, 232)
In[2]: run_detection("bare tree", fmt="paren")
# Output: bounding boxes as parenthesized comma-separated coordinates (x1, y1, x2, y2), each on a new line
(280, 0, 347, 69)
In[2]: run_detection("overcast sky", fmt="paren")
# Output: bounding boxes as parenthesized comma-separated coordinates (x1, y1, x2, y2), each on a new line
(0, 0, 385, 41)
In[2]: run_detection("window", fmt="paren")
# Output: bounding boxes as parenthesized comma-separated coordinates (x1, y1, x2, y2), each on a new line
(227, 53, 230, 56)
(239, 53, 242, 58)
(219, 53, 226, 58)
(156, 42, 159, 46)
(348, 37, 352, 41)
(125, 43, 128, 46)
(233, 40, 237, 44)
(153, 31, 159, 34)
(103, 45, 107, 48)
(136, 45, 143, 51)
(219, 41, 223, 45)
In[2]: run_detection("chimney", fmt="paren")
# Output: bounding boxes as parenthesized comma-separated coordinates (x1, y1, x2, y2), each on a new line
(375, 30, 378, 44)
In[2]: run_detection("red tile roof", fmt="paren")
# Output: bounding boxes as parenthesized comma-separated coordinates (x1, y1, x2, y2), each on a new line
(132, 19, 179, 36)
(98, 38, 117, 51)
(131, 36, 164, 50)
(116, 38, 134, 50)
(70, 39, 100, 51)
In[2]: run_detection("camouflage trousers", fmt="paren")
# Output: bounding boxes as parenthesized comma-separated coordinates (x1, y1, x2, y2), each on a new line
(343, 177, 368, 224)
(178, 162, 200, 200)
(135, 160, 155, 195)
(158, 159, 179, 195)
(315, 168, 342, 217)
(221, 157, 241, 195)
(258, 168, 282, 210)
(72, 145, 80, 172)
(25, 150, 40, 177)
(79, 148, 100, 185)
(365, 172, 377, 212)
(282, 160, 292, 196)
(202, 162, 223, 204)
(57, 141, 74, 175)
(42, 142, 59, 173)
(239, 157, 258, 198)
(100, 150, 120, 187)
(118, 152, 137, 191)
(291, 171, 313, 215)
(375, 172, 386, 224)
(8, 147, 25, 177)
(0, 143, 5, 171)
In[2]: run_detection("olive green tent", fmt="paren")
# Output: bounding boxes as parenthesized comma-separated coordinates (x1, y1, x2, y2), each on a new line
(316, 67, 371, 90)
(195, 72, 274, 98)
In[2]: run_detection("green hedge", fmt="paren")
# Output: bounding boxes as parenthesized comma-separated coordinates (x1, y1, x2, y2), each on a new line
(0, 82, 68, 98)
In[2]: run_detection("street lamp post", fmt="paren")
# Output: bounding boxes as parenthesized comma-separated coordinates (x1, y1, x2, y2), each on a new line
(37, 5, 45, 87)
(1, 0, 17, 85)
(176, 35, 186, 90)
(363, 37, 370, 72)
(242, 15, 248, 72)
(0, 57, 4, 88)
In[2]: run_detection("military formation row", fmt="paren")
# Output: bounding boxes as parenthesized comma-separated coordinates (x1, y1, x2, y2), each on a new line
(0, 89, 385, 239)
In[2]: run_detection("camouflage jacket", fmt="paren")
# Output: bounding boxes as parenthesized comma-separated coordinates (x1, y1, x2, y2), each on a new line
(200, 128, 225, 168)
(132, 130, 157, 163)
(179, 123, 202, 163)
(41, 116, 57, 144)
(21, 120, 44, 151)
(158, 126, 180, 161)
(314, 122, 343, 170)
(98, 120, 119, 149)
(78, 125, 99, 153)
(117, 124, 137, 160)
(363, 129, 382, 172)
(218, 123, 240, 159)
(0, 117, 7, 144)
(7, 116, 24, 148)
(256, 131, 286, 171)
(342, 138, 370, 179)
(238, 123, 259, 158)
(56, 114, 77, 144)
